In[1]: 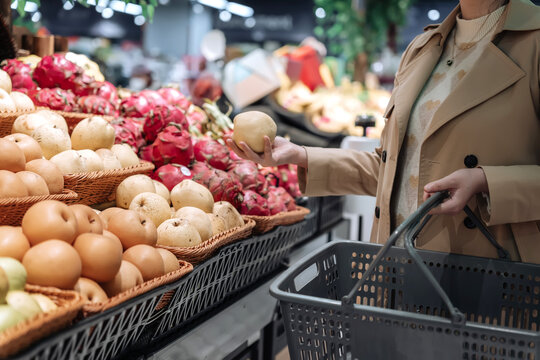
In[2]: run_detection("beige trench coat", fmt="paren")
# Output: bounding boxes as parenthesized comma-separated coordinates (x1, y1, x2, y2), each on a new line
(299, 0, 540, 263)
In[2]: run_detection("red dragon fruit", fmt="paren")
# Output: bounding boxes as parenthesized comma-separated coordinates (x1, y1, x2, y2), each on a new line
(193, 140, 232, 171)
(91, 81, 119, 104)
(228, 161, 268, 194)
(152, 163, 193, 191)
(143, 105, 188, 143)
(157, 87, 191, 111)
(120, 94, 153, 118)
(2, 59, 37, 90)
(139, 90, 168, 107)
(192, 163, 244, 209)
(32, 88, 78, 112)
(229, 150, 242, 162)
(78, 95, 118, 116)
(240, 190, 270, 216)
(112, 117, 145, 151)
(146, 123, 194, 167)
(71, 73, 95, 96)
(260, 167, 280, 188)
(33, 54, 82, 90)
(139, 145, 154, 163)
(186, 106, 207, 134)
(277, 165, 302, 198)
(266, 189, 287, 215)
(268, 186, 296, 212)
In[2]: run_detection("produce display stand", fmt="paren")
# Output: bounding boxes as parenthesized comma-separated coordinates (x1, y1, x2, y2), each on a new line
(271, 193, 539, 360)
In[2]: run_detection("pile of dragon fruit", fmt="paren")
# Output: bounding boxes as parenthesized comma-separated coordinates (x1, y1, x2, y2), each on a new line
(1, 53, 301, 216)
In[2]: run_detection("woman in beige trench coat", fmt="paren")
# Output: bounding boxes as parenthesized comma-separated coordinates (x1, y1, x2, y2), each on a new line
(229, 0, 540, 263)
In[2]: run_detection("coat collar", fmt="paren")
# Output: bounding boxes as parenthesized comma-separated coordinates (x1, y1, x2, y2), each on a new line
(415, 0, 540, 50)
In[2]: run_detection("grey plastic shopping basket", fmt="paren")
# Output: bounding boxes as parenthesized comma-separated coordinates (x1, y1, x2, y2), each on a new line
(270, 192, 540, 360)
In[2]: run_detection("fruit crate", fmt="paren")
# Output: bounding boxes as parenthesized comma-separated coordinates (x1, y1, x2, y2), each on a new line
(147, 221, 305, 342)
(8, 279, 177, 360)
(318, 196, 344, 231)
(295, 197, 320, 245)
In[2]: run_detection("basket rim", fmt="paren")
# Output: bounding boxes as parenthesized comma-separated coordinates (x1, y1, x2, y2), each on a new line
(0, 285, 85, 349)
(156, 218, 256, 263)
(0, 189, 78, 205)
(63, 160, 154, 181)
(52, 110, 115, 121)
(244, 205, 310, 220)
(81, 259, 193, 316)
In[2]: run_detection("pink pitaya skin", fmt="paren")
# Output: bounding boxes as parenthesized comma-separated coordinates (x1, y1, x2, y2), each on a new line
(71, 73, 95, 96)
(157, 88, 191, 111)
(152, 164, 193, 191)
(143, 105, 188, 143)
(228, 161, 268, 194)
(139, 145, 154, 162)
(120, 94, 154, 118)
(139, 90, 168, 107)
(78, 95, 118, 116)
(268, 186, 296, 211)
(112, 117, 145, 151)
(149, 123, 194, 167)
(91, 81, 119, 104)
(33, 88, 78, 112)
(193, 140, 231, 171)
(266, 189, 288, 215)
(186, 106, 206, 133)
(2, 59, 37, 90)
(191, 163, 244, 209)
(229, 150, 242, 162)
(33, 54, 82, 90)
(260, 167, 280, 188)
(277, 165, 302, 198)
(240, 190, 270, 216)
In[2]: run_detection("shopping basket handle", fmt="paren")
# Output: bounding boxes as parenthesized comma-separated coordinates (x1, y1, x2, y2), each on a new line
(341, 191, 509, 325)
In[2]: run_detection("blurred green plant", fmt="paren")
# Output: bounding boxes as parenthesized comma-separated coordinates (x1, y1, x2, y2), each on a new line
(314, 0, 414, 67)
(11, 0, 157, 21)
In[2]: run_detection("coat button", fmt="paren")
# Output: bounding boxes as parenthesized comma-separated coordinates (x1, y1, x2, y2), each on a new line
(464, 154, 478, 168)
(381, 151, 387, 163)
(375, 206, 380, 219)
(464, 216, 476, 229)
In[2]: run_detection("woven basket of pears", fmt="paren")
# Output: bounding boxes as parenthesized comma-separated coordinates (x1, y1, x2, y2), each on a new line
(0, 189, 79, 226)
(52, 110, 114, 133)
(0, 109, 35, 137)
(157, 218, 256, 264)
(63, 160, 154, 206)
(0, 284, 85, 358)
(81, 260, 193, 317)
(244, 206, 311, 234)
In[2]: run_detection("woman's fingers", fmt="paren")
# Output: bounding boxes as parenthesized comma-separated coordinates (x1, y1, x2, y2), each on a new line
(240, 141, 263, 162)
(226, 139, 248, 159)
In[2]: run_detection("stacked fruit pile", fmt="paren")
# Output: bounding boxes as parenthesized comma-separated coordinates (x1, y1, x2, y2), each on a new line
(0, 256, 59, 332)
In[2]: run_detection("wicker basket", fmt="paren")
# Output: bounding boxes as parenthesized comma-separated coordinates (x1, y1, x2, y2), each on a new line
(244, 206, 310, 234)
(81, 260, 193, 317)
(0, 189, 78, 226)
(0, 284, 85, 358)
(52, 110, 114, 133)
(157, 218, 256, 264)
(63, 161, 154, 206)
(0, 110, 35, 137)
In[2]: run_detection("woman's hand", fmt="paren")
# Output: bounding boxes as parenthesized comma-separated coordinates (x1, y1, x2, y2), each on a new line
(226, 136, 307, 168)
(423, 168, 488, 215)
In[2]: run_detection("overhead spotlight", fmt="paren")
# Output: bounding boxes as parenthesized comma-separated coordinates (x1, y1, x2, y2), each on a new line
(102, 7, 114, 19)
(31, 11, 41, 22)
(428, 9, 440, 21)
(315, 7, 326, 19)
(219, 10, 232, 22)
(244, 17, 256, 28)
(63, 1, 74, 10)
(134, 15, 146, 26)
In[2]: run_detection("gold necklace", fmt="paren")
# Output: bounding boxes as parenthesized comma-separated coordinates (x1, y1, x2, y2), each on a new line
(446, 8, 501, 66)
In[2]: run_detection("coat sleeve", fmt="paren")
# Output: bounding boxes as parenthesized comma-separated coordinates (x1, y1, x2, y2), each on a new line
(478, 165, 540, 225)
(298, 146, 381, 197)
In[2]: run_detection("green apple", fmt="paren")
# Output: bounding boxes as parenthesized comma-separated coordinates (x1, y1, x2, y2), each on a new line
(0, 305, 25, 332)
(30, 294, 57, 313)
(0, 257, 27, 291)
(6, 291, 42, 319)
(0, 267, 7, 304)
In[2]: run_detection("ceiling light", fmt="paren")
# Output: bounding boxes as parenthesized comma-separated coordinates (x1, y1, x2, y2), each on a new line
(125, 3, 142, 15)
(134, 15, 146, 26)
(198, 0, 227, 10)
(24, 1, 38, 12)
(102, 7, 114, 19)
(427, 9, 440, 21)
(227, 2, 253, 17)
(315, 7, 326, 19)
(244, 17, 256, 28)
(63, 1, 74, 10)
(31, 11, 41, 22)
(219, 10, 232, 22)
